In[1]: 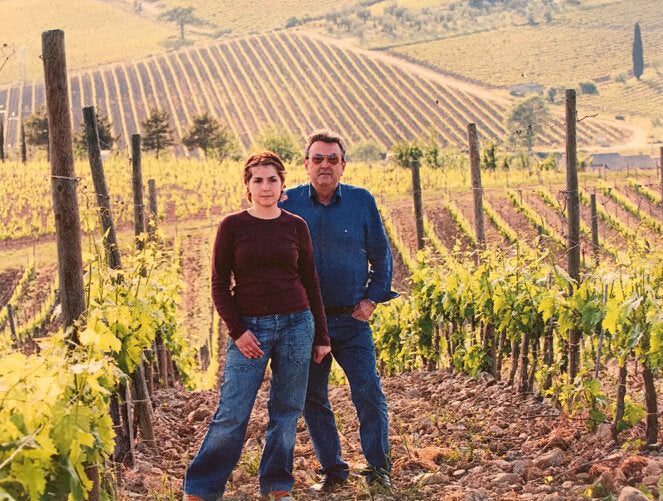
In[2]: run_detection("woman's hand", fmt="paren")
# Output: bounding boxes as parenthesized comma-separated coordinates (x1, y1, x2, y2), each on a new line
(235, 330, 264, 359)
(313, 345, 331, 364)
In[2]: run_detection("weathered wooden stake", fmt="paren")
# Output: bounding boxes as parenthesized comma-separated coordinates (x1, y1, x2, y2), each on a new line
(130, 361, 158, 454)
(43, 30, 85, 336)
(7, 304, 18, 348)
(590, 194, 599, 262)
(0, 115, 4, 162)
(155, 332, 169, 388)
(565, 89, 581, 380)
(42, 28, 98, 500)
(84, 106, 121, 270)
(518, 331, 529, 393)
(131, 134, 146, 249)
(467, 123, 485, 248)
(642, 364, 659, 446)
(660, 147, 663, 226)
(148, 179, 158, 242)
(410, 157, 425, 250)
(20, 121, 27, 163)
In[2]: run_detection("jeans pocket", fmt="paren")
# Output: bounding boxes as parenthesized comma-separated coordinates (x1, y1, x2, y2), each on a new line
(226, 321, 264, 371)
(289, 311, 315, 363)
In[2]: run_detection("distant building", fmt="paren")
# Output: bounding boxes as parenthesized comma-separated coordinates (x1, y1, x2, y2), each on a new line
(621, 154, 656, 170)
(590, 153, 625, 170)
(590, 152, 656, 170)
(508, 82, 544, 97)
(559, 152, 657, 171)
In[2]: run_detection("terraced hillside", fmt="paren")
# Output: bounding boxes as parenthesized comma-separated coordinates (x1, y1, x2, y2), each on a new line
(0, 32, 629, 156)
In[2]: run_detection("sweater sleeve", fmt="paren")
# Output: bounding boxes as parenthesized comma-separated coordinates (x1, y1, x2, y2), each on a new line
(210, 217, 246, 340)
(296, 219, 330, 347)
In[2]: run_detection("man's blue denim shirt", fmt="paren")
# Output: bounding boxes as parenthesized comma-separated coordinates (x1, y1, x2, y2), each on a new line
(281, 182, 399, 308)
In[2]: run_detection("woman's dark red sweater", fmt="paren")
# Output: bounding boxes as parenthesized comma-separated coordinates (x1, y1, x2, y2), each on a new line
(211, 209, 329, 347)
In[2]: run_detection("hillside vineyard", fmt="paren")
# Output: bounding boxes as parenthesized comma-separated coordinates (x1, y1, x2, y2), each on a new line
(0, 32, 628, 156)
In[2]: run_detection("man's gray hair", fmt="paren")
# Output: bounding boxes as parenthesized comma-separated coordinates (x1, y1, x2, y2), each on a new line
(305, 129, 346, 160)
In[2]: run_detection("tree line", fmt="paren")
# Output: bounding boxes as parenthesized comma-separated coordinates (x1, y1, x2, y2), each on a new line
(8, 106, 309, 162)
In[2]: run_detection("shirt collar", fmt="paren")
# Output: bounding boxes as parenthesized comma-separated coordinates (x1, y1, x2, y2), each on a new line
(308, 183, 342, 205)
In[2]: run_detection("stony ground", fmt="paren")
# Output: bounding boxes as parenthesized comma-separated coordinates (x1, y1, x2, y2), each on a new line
(117, 365, 662, 501)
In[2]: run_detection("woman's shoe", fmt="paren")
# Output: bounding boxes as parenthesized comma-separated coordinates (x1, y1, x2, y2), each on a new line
(184, 495, 205, 501)
(266, 491, 294, 500)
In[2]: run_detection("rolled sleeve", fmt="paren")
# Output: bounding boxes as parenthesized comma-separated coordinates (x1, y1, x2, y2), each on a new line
(364, 195, 398, 304)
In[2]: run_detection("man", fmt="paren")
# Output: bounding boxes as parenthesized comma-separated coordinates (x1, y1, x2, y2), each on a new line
(281, 130, 397, 491)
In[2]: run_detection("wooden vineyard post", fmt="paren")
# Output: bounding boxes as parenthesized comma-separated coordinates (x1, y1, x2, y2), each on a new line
(590, 194, 599, 262)
(150, 176, 168, 390)
(129, 133, 158, 452)
(43, 30, 85, 340)
(131, 134, 146, 249)
(467, 123, 485, 249)
(20, 121, 27, 163)
(84, 107, 122, 270)
(0, 115, 4, 162)
(467, 124, 497, 375)
(42, 29, 99, 501)
(642, 363, 659, 446)
(660, 146, 663, 226)
(83, 105, 135, 466)
(518, 331, 529, 394)
(7, 304, 18, 348)
(410, 156, 425, 251)
(613, 361, 628, 440)
(148, 178, 157, 242)
(565, 89, 581, 380)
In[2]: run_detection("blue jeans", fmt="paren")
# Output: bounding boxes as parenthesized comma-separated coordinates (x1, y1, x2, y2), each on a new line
(303, 314, 390, 481)
(184, 309, 315, 500)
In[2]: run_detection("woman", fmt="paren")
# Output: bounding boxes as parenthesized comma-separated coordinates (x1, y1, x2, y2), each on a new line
(184, 151, 331, 501)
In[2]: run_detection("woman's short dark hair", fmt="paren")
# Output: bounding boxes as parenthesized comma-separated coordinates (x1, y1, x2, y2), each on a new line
(243, 151, 286, 202)
(305, 129, 346, 160)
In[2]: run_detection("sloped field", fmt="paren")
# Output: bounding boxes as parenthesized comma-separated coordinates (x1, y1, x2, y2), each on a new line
(0, 32, 630, 157)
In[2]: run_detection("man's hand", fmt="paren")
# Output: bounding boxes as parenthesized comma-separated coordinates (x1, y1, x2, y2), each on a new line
(313, 345, 331, 363)
(352, 299, 376, 322)
(235, 330, 264, 359)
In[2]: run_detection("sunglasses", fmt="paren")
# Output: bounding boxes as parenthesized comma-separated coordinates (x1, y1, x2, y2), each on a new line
(308, 153, 342, 166)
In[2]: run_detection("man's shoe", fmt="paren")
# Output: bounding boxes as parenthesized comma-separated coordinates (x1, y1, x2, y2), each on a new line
(361, 468, 392, 490)
(266, 491, 294, 500)
(310, 473, 346, 492)
(367, 471, 392, 489)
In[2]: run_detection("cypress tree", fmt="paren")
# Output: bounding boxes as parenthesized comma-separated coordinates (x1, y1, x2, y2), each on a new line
(632, 22, 644, 81)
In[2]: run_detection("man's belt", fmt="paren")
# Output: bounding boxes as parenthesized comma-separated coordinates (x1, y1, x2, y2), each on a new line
(324, 305, 355, 316)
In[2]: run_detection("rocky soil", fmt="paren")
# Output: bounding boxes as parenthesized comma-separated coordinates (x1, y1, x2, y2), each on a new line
(117, 367, 662, 500)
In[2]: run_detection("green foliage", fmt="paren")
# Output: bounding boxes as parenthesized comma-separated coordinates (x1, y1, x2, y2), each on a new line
(504, 95, 550, 151)
(74, 113, 118, 157)
(391, 139, 423, 168)
(23, 106, 49, 150)
(348, 140, 385, 163)
(159, 6, 209, 41)
(0, 231, 210, 500)
(632, 22, 644, 81)
(181, 112, 238, 158)
(422, 128, 443, 169)
(251, 123, 302, 162)
(615, 396, 646, 431)
(141, 108, 174, 159)
(579, 81, 599, 95)
(481, 141, 497, 170)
